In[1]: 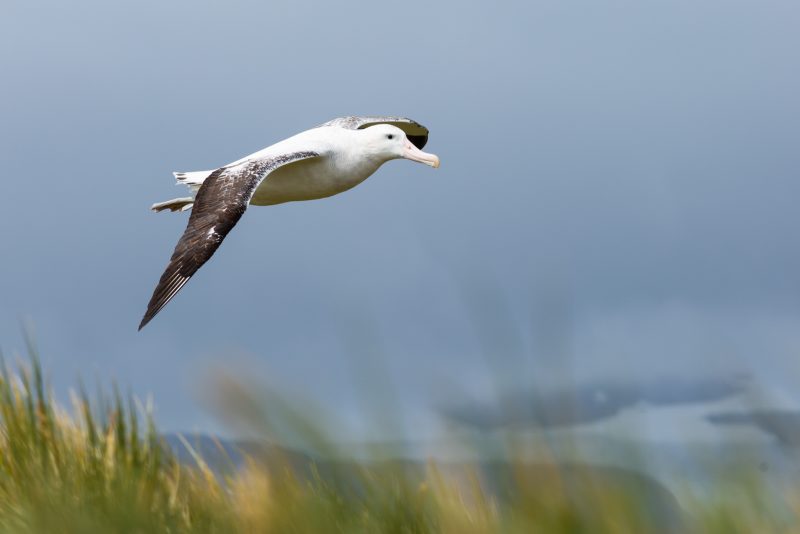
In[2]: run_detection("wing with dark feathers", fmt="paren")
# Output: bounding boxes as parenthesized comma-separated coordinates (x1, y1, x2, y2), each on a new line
(320, 116, 430, 149)
(138, 150, 319, 330)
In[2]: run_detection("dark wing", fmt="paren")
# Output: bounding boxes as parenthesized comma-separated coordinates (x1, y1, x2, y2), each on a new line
(320, 116, 430, 149)
(138, 150, 319, 330)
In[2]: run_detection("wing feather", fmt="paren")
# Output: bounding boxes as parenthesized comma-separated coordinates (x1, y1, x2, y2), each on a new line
(139, 150, 319, 330)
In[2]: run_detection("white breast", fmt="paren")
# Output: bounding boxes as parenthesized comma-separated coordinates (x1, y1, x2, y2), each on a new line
(249, 128, 382, 206)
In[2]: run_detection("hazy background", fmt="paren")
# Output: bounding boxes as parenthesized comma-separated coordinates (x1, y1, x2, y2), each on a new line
(1, 0, 799, 451)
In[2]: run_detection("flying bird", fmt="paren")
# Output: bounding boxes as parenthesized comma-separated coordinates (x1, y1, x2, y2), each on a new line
(139, 116, 440, 330)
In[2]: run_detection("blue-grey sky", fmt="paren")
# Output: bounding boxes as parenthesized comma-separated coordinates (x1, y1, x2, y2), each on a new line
(2, 0, 800, 442)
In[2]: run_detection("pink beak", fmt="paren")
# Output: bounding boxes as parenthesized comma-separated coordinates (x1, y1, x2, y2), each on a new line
(403, 139, 440, 168)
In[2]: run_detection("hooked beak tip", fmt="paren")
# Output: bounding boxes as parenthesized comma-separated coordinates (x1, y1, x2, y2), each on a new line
(404, 141, 440, 169)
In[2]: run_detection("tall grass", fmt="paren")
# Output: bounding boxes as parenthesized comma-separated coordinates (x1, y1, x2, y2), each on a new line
(0, 349, 796, 532)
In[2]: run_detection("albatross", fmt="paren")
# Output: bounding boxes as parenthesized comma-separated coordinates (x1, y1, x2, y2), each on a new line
(139, 116, 440, 330)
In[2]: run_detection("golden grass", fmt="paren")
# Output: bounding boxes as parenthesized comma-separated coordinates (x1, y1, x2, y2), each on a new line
(0, 351, 795, 533)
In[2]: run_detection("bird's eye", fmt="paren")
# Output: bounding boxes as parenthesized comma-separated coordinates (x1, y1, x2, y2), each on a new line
(387, 134, 394, 140)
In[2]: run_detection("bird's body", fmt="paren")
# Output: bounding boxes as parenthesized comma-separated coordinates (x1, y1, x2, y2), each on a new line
(249, 127, 384, 205)
(139, 116, 439, 330)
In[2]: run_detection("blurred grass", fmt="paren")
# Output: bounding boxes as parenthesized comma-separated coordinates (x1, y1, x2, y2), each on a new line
(0, 348, 796, 533)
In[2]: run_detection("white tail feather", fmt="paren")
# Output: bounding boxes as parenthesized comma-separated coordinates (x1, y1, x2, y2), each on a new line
(173, 170, 213, 193)
(150, 170, 215, 213)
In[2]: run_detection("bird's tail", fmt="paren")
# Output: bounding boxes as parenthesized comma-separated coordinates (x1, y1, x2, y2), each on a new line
(173, 170, 213, 193)
(149, 169, 214, 213)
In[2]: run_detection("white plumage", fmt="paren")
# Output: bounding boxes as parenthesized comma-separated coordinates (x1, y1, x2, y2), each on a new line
(139, 116, 439, 329)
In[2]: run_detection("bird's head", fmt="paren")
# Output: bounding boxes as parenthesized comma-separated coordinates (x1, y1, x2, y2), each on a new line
(361, 124, 440, 168)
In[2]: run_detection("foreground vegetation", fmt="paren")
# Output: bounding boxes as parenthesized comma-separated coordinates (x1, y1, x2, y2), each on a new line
(0, 352, 796, 533)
